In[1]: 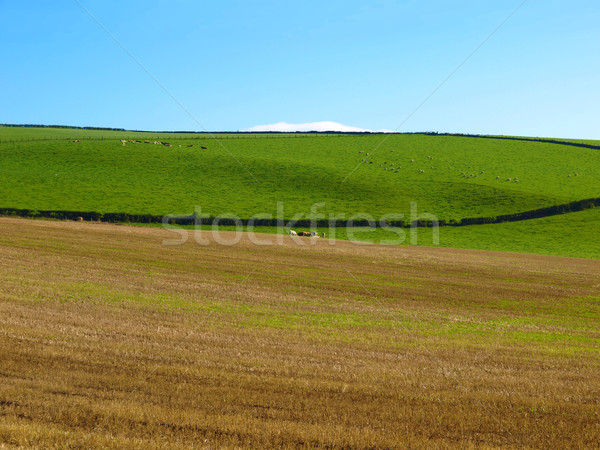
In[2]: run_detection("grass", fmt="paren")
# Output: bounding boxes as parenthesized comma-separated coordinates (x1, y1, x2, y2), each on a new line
(1, 127, 599, 222)
(135, 205, 600, 259)
(1, 218, 599, 448)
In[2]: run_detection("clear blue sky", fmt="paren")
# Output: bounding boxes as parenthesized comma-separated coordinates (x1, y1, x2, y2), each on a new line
(1, 1, 599, 138)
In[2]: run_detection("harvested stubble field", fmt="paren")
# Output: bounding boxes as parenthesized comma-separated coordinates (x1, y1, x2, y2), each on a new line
(0, 218, 599, 448)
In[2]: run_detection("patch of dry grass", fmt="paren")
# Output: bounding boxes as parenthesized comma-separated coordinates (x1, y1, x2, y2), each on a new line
(0, 218, 599, 448)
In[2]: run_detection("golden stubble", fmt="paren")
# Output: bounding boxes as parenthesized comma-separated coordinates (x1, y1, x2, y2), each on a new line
(0, 218, 599, 448)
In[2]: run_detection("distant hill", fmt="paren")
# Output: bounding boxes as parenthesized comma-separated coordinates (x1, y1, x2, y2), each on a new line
(1, 126, 599, 257)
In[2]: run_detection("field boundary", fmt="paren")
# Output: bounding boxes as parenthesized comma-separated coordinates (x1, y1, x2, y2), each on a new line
(2, 126, 599, 149)
(1, 197, 598, 228)
(421, 132, 600, 151)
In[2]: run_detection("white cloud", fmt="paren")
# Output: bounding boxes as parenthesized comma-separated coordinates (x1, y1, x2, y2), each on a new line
(242, 121, 395, 133)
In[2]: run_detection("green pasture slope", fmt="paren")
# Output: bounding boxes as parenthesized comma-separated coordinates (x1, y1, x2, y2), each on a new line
(1, 126, 599, 257)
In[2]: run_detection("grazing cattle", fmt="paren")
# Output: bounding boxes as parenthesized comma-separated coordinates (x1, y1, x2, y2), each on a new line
(289, 230, 297, 236)
(298, 231, 312, 237)
(75, 216, 83, 222)
(369, 161, 373, 164)
(201, 146, 207, 149)
(321, 232, 325, 238)
(144, 140, 150, 143)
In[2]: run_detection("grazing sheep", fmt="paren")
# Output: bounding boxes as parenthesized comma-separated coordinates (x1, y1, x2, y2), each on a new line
(480, 171, 485, 174)
(496, 176, 500, 179)
(515, 179, 519, 182)
(575, 173, 579, 176)
(289, 230, 297, 236)
(187, 144, 194, 147)
(411, 159, 414, 162)
(568, 174, 571, 177)
(507, 178, 512, 181)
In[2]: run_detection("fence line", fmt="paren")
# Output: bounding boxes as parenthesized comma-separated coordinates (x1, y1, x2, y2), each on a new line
(1, 197, 598, 228)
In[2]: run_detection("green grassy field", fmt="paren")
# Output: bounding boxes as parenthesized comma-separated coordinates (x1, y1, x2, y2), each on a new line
(1, 127, 598, 219)
(1, 126, 599, 258)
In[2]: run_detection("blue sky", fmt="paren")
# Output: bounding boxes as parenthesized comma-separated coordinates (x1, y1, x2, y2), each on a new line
(1, 1, 599, 138)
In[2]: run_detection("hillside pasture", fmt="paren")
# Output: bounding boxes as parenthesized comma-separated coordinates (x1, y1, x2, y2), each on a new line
(1, 127, 599, 222)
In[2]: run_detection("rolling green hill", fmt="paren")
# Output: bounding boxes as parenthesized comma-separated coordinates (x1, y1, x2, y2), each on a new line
(1, 126, 599, 257)
(1, 127, 598, 221)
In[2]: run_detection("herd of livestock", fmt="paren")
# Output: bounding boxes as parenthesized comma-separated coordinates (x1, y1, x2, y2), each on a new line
(357, 150, 526, 181)
(359, 150, 581, 181)
(119, 140, 207, 149)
